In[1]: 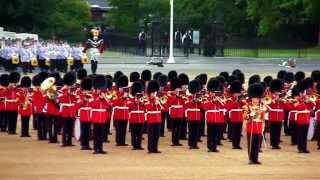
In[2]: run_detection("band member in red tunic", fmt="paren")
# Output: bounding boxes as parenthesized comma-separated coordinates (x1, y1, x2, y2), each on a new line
(77, 77, 93, 150)
(268, 79, 286, 149)
(17, 76, 32, 137)
(6, 72, 20, 135)
(315, 83, 320, 150)
(112, 75, 130, 146)
(167, 77, 184, 146)
(185, 80, 202, 149)
(0, 74, 9, 132)
(195, 74, 208, 138)
(178, 73, 189, 139)
(225, 81, 245, 149)
(128, 81, 145, 150)
(157, 74, 168, 137)
(59, 72, 77, 147)
(145, 80, 162, 153)
(91, 75, 111, 154)
(202, 78, 225, 152)
(243, 83, 266, 165)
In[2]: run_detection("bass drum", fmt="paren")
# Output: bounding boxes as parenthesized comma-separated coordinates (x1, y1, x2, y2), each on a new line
(74, 117, 81, 141)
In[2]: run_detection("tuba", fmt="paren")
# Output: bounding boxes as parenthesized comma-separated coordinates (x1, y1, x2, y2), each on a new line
(67, 56, 74, 66)
(41, 77, 57, 101)
(30, 57, 38, 66)
(11, 54, 20, 64)
(81, 54, 89, 64)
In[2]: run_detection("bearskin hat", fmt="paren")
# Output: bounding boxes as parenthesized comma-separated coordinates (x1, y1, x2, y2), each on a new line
(81, 78, 92, 91)
(248, 74, 261, 85)
(236, 72, 245, 84)
(131, 81, 143, 96)
(50, 72, 63, 86)
(9, 72, 20, 84)
(105, 78, 113, 90)
(316, 83, 320, 94)
(216, 75, 226, 85)
(141, 69, 152, 82)
(130, 72, 140, 82)
(0, 74, 9, 87)
(263, 76, 273, 87)
(153, 72, 162, 81)
(32, 75, 41, 87)
(77, 69, 87, 80)
(113, 71, 123, 83)
(248, 83, 264, 98)
(116, 75, 128, 88)
(147, 80, 160, 94)
(219, 72, 229, 82)
(277, 70, 287, 80)
(20, 76, 31, 88)
(63, 72, 76, 86)
(296, 80, 308, 93)
(227, 75, 237, 85)
(93, 75, 106, 90)
(232, 69, 242, 76)
(304, 77, 313, 89)
(284, 72, 294, 83)
(270, 79, 283, 93)
(168, 70, 178, 81)
(38, 72, 49, 83)
(158, 74, 168, 87)
(230, 80, 242, 94)
(188, 80, 201, 94)
(291, 86, 300, 97)
(294, 71, 305, 82)
(105, 74, 113, 81)
(137, 79, 146, 91)
(178, 73, 189, 86)
(311, 70, 320, 83)
(195, 74, 208, 86)
(207, 78, 223, 92)
(170, 77, 181, 90)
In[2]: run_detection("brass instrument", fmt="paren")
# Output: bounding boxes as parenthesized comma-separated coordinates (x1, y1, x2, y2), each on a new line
(11, 54, 20, 64)
(159, 95, 168, 105)
(41, 77, 57, 101)
(262, 96, 272, 105)
(30, 57, 38, 66)
(105, 90, 117, 100)
(139, 95, 149, 104)
(45, 58, 51, 66)
(306, 94, 319, 104)
(22, 91, 31, 110)
(81, 54, 89, 64)
(67, 57, 74, 66)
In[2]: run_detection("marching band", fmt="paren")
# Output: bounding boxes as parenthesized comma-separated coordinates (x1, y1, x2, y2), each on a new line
(0, 69, 320, 165)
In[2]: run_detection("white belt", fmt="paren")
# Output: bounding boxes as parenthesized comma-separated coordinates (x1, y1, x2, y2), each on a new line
(60, 103, 74, 107)
(5, 99, 17, 102)
(92, 109, 106, 112)
(114, 106, 129, 110)
(228, 109, 242, 118)
(205, 110, 224, 121)
(146, 111, 161, 114)
(78, 107, 92, 117)
(185, 108, 200, 117)
(294, 110, 310, 121)
(130, 111, 145, 114)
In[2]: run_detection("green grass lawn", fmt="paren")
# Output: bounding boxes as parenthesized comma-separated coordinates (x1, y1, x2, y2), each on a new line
(224, 47, 320, 58)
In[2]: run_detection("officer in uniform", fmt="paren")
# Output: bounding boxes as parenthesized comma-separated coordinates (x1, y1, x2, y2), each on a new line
(243, 83, 266, 165)
(19, 41, 31, 74)
(71, 44, 84, 71)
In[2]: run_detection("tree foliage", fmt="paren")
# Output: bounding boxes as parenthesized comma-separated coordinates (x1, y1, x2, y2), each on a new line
(0, 0, 91, 41)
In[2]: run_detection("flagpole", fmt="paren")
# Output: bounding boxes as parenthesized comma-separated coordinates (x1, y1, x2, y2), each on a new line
(167, 0, 175, 63)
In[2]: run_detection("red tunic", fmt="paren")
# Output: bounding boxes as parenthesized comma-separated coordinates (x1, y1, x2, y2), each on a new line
(0, 86, 7, 111)
(268, 100, 286, 122)
(5, 85, 19, 111)
(167, 92, 185, 119)
(245, 103, 264, 135)
(17, 88, 33, 117)
(90, 93, 112, 124)
(59, 87, 77, 118)
(225, 96, 244, 123)
(32, 88, 46, 114)
(145, 96, 162, 124)
(184, 97, 202, 122)
(202, 97, 224, 124)
(77, 91, 93, 122)
(127, 97, 145, 124)
(111, 91, 130, 121)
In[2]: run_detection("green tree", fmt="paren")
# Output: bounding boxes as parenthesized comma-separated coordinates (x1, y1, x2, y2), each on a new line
(0, 0, 91, 41)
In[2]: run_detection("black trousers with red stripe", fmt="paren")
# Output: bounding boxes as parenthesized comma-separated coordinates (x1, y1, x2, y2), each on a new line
(297, 124, 309, 152)
(48, 115, 59, 143)
(7, 111, 18, 134)
(147, 123, 160, 153)
(247, 133, 262, 163)
(0, 111, 7, 132)
(188, 121, 200, 148)
(80, 122, 91, 149)
(130, 123, 143, 149)
(62, 118, 75, 146)
(114, 120, 128, 145)
(93, 123, 105, 152)
(230, 122, 243, 148)
(37, 114, 47, 140)
(207, 123, 223, 151)
(171, 118, 182, 145)
(269, 121, 282, 148)
(20, 116, 30, 137)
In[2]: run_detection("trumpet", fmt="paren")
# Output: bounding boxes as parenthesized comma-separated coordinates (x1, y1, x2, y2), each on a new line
(105, 90, 118, 101)
(67, 57, 74, 66)
(159, 95, 168, 105)
(11, 54, 20, 65)
(30, 57, 38, 66)
(45, 58, 51, 66)
(139, 95, 149, 103)
(262, 96, 272, 105)
(307, 94, 319, 104)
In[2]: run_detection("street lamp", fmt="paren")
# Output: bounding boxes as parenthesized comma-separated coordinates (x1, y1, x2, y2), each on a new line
(166, 0, 175, 63)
